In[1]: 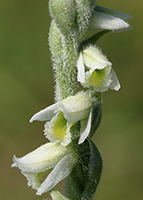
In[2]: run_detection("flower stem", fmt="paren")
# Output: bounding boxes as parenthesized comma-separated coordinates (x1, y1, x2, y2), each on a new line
(49, 20, 79, 101)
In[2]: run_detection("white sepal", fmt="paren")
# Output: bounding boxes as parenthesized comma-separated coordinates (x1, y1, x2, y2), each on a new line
(109, 68, 121, 91)
(78, 108, 92, 144)
(89, 11, 130, 31)
(36, 154, 76, 195)
(88, 5, 132, 31)
(29, 101, 60, 123)
(77, 53, 85, 83)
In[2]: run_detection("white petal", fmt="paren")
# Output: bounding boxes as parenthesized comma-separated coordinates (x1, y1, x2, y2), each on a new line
(60, 92, 92, 122)
(89, 11, 130, 31)
(83, 46, 112, 70)
(95, 6, 132, 20)
(11, 142, 68, 172)
(64, 108, 90, 123)
(29, 101, 60, 123)
(36, 154, 76, 195)
(109, 68, 121, 91)
(77, 53, 85, 83)
(78, 108, 92, 144)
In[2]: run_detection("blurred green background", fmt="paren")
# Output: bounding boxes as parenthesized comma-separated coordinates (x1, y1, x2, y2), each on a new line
(0, 0, 142, 199)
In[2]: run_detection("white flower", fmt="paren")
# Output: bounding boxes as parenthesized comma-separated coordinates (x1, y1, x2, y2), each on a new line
(11, 141, 77, 196)
(77, 45, 120, 92)
(89, 5, 132, 31)
(30, 92, 92, 146)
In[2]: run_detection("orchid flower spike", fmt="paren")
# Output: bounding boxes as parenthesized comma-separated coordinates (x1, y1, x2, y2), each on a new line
(11, 141, 77, 196)
(30, 92, 93, 146)
(77, 45, 120, 92)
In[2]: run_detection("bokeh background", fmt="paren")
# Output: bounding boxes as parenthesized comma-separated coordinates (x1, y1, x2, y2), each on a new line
(0, 0, 142, 199)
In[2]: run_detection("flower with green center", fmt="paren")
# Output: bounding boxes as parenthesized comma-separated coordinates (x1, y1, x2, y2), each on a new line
(77, 45, 120, 92)
(11, 141, 77, 196)
(30, 92, 92, 146)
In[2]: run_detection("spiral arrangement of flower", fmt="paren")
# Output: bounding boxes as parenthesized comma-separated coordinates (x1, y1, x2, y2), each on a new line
(11, 1, 131, 199)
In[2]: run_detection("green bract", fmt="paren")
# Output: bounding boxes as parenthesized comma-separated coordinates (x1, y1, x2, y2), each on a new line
(77, 45, 120, 92)
(30, 92, 92, 146)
